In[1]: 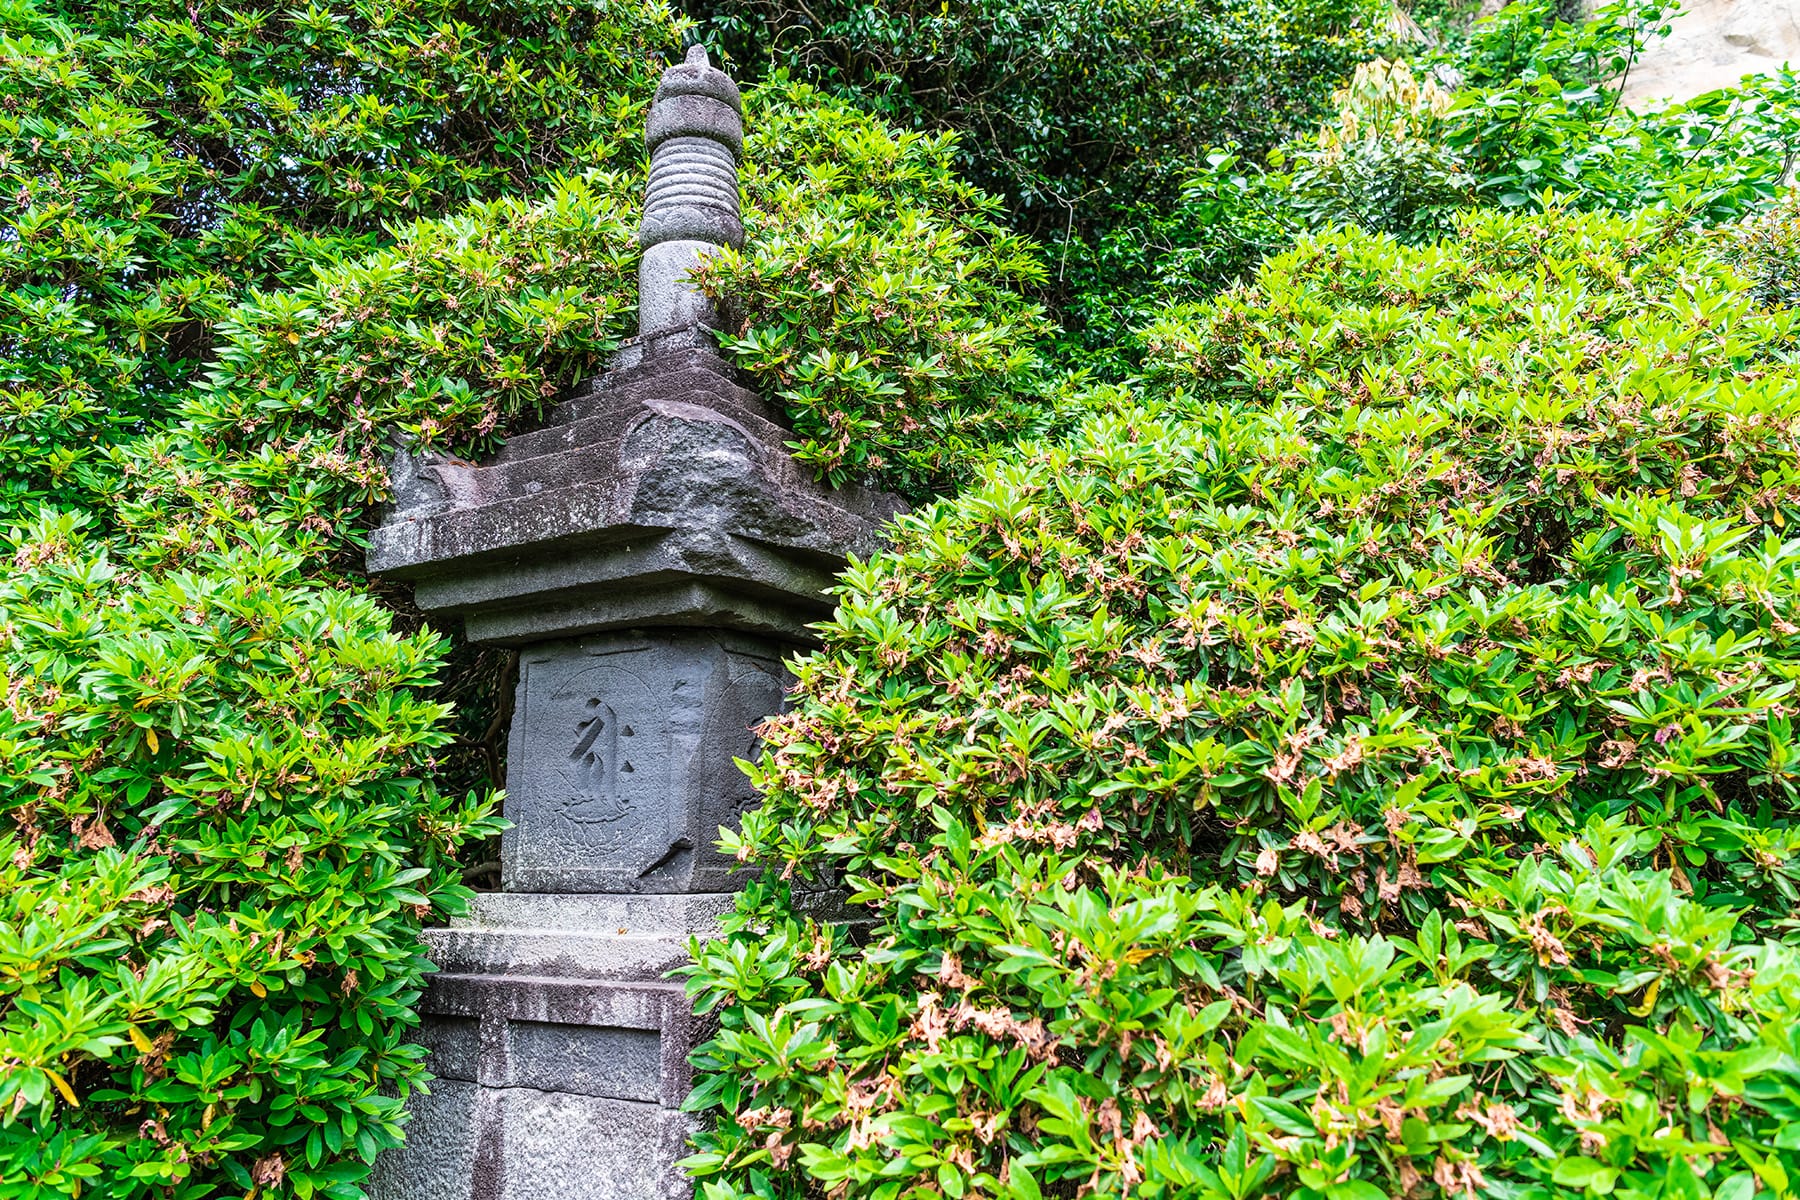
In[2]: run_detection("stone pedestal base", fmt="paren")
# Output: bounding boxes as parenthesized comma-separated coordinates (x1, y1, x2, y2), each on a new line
(372, 895, 732, 1200)
(371, 974, 699, 1200)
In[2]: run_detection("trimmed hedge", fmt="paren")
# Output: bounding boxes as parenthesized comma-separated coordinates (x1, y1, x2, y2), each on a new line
(682, 206, 1800, 1200)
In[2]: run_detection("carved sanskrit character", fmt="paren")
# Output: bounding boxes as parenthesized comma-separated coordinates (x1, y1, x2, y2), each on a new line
(564, 698, 631, 825)
(637, 44, 744, 335)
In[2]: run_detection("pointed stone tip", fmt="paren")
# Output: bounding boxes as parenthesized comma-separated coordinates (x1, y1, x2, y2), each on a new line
(651, 41, 741, 113)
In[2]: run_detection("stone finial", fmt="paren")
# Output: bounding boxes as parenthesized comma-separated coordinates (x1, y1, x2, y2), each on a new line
(637, 45, 744, 336)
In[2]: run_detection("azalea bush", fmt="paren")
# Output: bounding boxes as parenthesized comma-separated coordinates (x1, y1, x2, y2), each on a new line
(0, 0, 686, 522)
(681, 206, 1800, 1198)
(698, 84, 1057, 495)
(106, 179, 645, 573)
(1720, 190, 1800, 312)
(0, 512, 506, 1198)
(1, 2, 689, 1190)
(1, 0, 1058, 1187)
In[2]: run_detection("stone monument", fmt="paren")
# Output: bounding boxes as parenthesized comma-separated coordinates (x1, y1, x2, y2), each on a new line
(367, 45, 897, 1200)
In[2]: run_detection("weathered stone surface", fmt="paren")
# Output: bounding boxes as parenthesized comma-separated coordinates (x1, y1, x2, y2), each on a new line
(367, 329, 901, 645)
(638, 239, 728, 332)
(424, 890, 857, 979)
(371, 1079, 691, 1200)
(371, 1078, 480, 1200)
(425, 892, 731, 980)
(507, 1021, 663, 1101)
(381, 972, 703, 1198)
(499, 629, 784, 894)
(1619, 0, 1800, 106)
(649, 45, 742, 119)
(417, 1014, 483, 1081)
(638, 45, 743, 336)
(492, 1089, 693, 1200)
(646, 99, 745, 159)
(429, 974, 697, 1097)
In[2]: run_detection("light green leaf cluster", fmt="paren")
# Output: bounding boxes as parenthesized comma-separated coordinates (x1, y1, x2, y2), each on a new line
(700, 84, 1058, 496)
(1075, 0, 1800, 365)
(1, 2, 691, 1189)
(109, 177, 645, 565)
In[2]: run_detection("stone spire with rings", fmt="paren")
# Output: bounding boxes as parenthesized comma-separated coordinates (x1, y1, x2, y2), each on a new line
(637, 44, 745, 336)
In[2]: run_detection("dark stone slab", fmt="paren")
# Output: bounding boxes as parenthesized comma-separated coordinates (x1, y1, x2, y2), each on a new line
(422, 973, 700, 1110)
(380, 973, 702, 1200)
(506, 1021, 662, 1102)
(502, 630, 785, 894)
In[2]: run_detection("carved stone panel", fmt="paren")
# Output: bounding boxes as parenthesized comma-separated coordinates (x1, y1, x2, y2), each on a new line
(502, 630, 788, 893)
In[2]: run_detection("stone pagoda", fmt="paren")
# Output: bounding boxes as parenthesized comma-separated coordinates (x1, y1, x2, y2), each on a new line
(367, 45, 897, 1200)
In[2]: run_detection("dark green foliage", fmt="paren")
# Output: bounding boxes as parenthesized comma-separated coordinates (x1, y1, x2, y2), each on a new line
(1, 5, 692, 1187)
(682, 207, 1800, 1199)
(695, 0, 1393, 344)
(697, 0, 1386, 225)
(1722, 192, 1800, 312)
(1071, 0, 1800, 366)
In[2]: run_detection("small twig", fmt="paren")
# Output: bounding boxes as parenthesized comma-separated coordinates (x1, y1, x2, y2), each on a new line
(461, 859, 501, 885)
(1058, 196, 1076, 282)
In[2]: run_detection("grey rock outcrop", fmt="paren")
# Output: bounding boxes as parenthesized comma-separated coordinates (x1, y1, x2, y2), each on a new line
(1474, 0, 1800, 105)
(1620, 0, 1799, 106)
